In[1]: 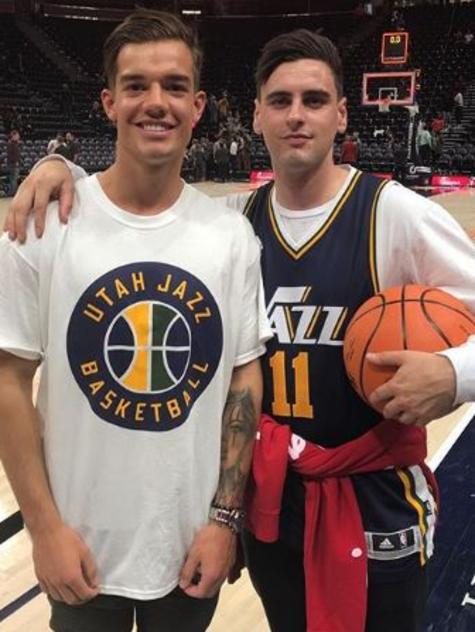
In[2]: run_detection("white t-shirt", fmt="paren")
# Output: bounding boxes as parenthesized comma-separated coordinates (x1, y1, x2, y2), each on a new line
(0, 175, 271, 599)
(224, 167, 475, 405)
(270, 177, 350, 248)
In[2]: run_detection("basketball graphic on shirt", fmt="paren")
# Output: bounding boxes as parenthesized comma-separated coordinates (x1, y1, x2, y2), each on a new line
(67, 262, 223, 432)
(105, 301, 191, 394)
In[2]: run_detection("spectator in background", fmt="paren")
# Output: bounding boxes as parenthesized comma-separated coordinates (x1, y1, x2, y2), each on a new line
(229, 136, 239, 176)
(453, 91, 464, 126)
(363, 2, 373, 17)
(64, 132, 80, 163)
(383, 126, 394, 145)
(392, 137, 407, 184)
(464, 29, 473, 45)
(6, 129, 21, 197)
(431, 112, 445, 136)
(340, 133, 358, 166)
(88, 100, 103, 131)
(218, 92, 230, 122)
(416, 122, 432, 165)
(416, 117, 425, 136)
(201, 136, 213, 180)
(238, 133, 252, 174)
(54, 136, 71, 160)
(189, 138, 207, 182)
(214, 138, 230, 182)
(47, 133, 62, 155)
(352, 131, 362, 152)
(207, 94, 219, 131)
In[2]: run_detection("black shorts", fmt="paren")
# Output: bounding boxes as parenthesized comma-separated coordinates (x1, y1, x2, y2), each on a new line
(243, 531, 427, 632)
(49, 587, 218, 632)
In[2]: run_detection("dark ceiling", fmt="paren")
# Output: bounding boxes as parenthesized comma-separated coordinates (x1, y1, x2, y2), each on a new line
(40, 1, 362, 18)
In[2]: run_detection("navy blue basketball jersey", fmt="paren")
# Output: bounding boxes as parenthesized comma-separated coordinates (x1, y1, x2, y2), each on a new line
(245, 170, 384, 446)
(245, 170, 437, 578)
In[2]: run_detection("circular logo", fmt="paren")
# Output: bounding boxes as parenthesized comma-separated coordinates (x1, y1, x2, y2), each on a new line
(105, 301, 192, 394)
(67, 262, 223, 432)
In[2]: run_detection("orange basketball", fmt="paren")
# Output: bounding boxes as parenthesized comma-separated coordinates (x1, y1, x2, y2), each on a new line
(343, 285, 475, 412)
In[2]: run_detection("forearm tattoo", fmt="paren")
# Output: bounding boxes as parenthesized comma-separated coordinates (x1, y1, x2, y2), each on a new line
(214, 388, 256, 507)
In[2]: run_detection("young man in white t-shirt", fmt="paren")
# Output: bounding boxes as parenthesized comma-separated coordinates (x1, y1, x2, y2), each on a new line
(0, 11, 270, 632)
(6, 27, 475, 632)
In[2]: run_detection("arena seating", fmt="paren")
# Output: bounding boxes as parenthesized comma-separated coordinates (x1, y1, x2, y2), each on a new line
(1, 3, 475, 191)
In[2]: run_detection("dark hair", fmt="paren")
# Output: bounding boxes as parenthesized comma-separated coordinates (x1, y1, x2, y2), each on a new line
(255, 29, 343, 98)
(103, 9, 203, 89)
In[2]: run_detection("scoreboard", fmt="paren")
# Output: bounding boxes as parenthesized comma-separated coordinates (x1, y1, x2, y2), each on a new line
(381, 32, 409, 65)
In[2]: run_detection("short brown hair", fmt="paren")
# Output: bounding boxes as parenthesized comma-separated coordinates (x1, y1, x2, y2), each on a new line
(255, 29, 343, 99)
(103, 9, 203, 89)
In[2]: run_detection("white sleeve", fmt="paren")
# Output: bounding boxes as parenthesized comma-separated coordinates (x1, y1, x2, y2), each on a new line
(376, 183, 475, 403)
(440, 341, 475, 404)
(33, 154, 87, 181)
(219, 191, 253, 213)
(0, 235, 42, 360)
(234, 224, 273, 367)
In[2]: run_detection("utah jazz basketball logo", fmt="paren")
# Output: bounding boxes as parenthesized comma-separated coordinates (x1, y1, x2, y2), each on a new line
(67, 262, 223, 432)
(105, 301, 191, 394)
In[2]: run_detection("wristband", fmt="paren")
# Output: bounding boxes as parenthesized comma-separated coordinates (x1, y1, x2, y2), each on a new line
(209, 504, 245, 534)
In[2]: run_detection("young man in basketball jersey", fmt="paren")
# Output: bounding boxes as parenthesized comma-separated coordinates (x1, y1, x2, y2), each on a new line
(5, 28, 475, 632)
(227, 32, 475, 632)
(0, 11, 271, 632)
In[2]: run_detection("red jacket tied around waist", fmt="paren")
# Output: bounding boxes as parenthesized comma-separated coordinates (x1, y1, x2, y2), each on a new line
(246, 414, 438, 632)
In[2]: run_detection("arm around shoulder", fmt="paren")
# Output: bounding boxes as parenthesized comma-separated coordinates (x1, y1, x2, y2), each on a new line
(5, 155, 85, 243)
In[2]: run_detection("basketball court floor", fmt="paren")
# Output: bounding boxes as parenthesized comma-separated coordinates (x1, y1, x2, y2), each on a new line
(0, 182, 474, 631)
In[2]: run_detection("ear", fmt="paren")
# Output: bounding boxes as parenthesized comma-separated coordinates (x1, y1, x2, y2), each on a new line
(253, 98, 262, 135)
(337, 96, 348, 135)
(101, 88, 117, 125)
(192, 91, 207, 129)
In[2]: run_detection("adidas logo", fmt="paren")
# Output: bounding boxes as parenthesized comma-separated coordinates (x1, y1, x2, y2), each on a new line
(379, 538, 395, 550)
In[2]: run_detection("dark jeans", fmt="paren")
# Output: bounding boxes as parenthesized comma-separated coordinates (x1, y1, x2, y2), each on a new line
(49, 587, 219, 632)
(418, 145, 432, 166)
(243, 531, 428, 632)
(7, 165, 20, 196)
(215, 162, 229, 182)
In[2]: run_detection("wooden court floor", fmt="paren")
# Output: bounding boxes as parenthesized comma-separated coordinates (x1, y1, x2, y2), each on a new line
(0, 184, 474, 631)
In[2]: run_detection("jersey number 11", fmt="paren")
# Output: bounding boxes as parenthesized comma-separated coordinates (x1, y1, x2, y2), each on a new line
(269, 351, 314, 418)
